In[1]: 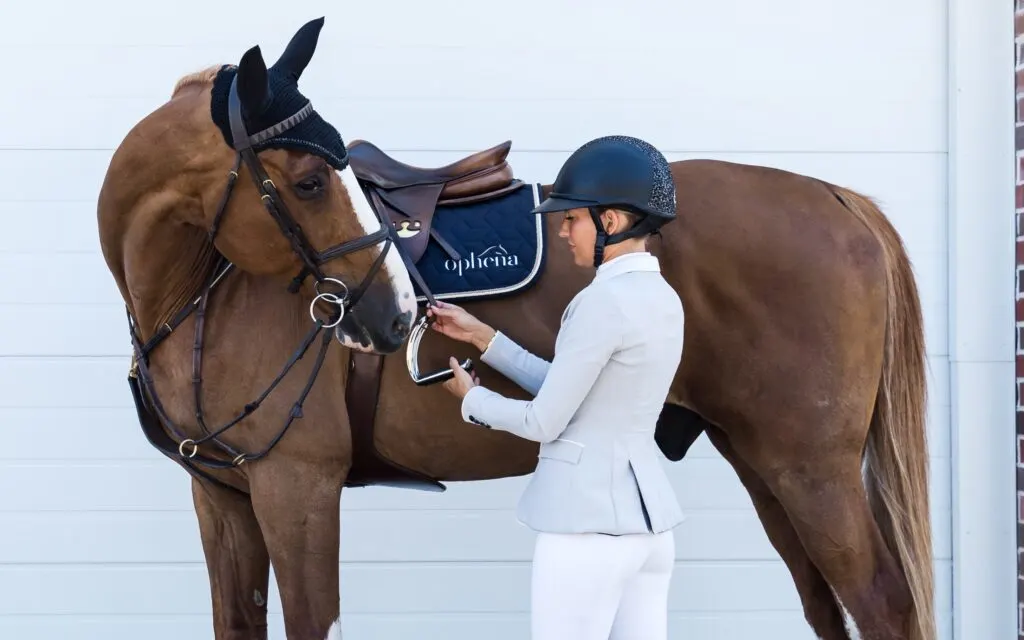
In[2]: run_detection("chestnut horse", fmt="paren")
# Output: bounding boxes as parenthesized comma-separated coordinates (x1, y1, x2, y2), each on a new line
(96, 17, 933, 640)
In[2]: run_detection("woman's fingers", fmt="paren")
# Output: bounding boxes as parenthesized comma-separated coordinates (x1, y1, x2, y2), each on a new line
(428, 304, 457, 318)
(434, 300, 467, 315)
(429, 304, 474, 328)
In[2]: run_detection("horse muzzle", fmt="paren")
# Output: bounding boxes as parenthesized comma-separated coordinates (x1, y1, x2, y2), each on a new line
(330, 279, 412, 354)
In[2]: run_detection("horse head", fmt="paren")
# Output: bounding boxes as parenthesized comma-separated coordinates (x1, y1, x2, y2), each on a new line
(100, 17, 416, 355)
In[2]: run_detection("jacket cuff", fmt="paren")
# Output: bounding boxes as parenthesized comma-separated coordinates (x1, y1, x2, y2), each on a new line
(480, 330, 506, 363)
(479, 330, 500, 358)
(460, 386, 491, 427)
(480, 331, 526, 372)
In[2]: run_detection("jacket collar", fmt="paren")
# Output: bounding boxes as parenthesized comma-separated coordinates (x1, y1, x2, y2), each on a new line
(593, 251, 660, 283)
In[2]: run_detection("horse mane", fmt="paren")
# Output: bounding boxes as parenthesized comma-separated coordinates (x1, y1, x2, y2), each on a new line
(171, 65, 229, 98)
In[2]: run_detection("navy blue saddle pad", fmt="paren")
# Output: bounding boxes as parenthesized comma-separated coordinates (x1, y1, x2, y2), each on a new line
(412, 183, 547, 302)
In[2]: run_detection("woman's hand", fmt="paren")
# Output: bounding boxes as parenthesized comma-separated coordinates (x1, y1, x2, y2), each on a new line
(426, 301, 496, 352)
(442, 356, 480, 400)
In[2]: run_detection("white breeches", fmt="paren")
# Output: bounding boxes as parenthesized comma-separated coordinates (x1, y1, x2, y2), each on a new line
(530, 529, 675, 640)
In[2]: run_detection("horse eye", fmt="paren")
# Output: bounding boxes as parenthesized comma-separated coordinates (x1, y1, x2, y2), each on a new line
(294, 175, 325, 200)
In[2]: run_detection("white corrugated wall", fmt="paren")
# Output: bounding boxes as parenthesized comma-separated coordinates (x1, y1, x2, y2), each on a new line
(1, 0, 1006, 637)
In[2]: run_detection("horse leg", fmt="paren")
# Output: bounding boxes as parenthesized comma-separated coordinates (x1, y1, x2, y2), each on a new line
(248, 459, 346, 640)
(758, 446, 914, 640)
(191, 476, 271, 640)
(697, 420, 850, 639)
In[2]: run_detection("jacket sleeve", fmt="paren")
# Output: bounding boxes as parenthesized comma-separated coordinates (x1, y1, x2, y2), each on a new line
(479, 331, 551, 396)
(460, 290, 623, 443)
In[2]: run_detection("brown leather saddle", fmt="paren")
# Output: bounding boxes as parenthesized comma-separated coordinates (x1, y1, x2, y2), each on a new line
(346, 139, 525, 263)
(342, 141, 528, 492)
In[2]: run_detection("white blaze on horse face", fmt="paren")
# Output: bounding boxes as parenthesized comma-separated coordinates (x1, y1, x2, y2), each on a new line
(337, 167, 418, 320)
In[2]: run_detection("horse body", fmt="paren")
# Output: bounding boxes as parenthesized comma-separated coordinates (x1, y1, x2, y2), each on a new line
(367, 160, 932, 640)
(96, 19, 933, 640)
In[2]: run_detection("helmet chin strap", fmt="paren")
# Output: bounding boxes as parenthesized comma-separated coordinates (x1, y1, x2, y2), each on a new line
(589, 207, 609, 268)
(588, 206, 661, 268)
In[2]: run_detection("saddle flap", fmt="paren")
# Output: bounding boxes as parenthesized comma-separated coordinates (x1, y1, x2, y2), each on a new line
(370, 183, 445, 262)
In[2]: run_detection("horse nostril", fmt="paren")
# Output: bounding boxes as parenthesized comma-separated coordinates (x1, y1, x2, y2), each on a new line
(392, 311, 412, 340)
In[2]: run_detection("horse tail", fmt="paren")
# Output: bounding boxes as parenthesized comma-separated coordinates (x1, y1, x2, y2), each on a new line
(827, 183, 935, 640)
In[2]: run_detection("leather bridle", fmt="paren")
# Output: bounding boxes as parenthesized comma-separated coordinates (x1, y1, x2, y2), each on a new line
(126, 75, 399, 476)
(221, 74, 394, 300)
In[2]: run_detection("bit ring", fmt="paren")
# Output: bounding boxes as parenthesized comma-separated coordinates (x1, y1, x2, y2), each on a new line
(310, 291, 346, 328)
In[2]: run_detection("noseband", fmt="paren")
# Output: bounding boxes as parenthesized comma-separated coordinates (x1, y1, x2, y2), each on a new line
(125, 76, 399, 483)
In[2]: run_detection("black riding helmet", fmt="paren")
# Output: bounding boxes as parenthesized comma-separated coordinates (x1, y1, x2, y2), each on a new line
(532, 135, 677, 267)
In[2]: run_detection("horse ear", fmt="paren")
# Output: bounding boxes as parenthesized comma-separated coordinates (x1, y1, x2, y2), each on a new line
(270, 17, 325, 82)
(236, 45, 272, 119)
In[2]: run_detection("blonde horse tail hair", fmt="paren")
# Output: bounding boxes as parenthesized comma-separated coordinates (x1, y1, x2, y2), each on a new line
(828, 183, 935, 640)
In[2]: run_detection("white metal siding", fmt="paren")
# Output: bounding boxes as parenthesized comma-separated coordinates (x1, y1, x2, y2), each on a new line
(0, 1, 964, 638)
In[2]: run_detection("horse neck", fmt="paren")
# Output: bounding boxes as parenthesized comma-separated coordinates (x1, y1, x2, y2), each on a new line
(96, 83, 231, 339)
(121, 180, 313, 351)
(124, 202, 222, 339)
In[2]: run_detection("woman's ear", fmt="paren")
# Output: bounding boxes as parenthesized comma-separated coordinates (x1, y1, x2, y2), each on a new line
(600, 209, 617, 234)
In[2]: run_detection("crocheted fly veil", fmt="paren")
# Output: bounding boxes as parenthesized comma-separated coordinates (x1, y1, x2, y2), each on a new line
(209, 17, 349, 170)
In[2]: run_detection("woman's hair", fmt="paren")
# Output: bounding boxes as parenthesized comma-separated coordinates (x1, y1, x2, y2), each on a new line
(601, 207, 648, 236)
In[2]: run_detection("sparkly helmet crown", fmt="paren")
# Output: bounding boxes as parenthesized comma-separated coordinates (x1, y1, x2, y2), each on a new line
(532, 135, 677, 222)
